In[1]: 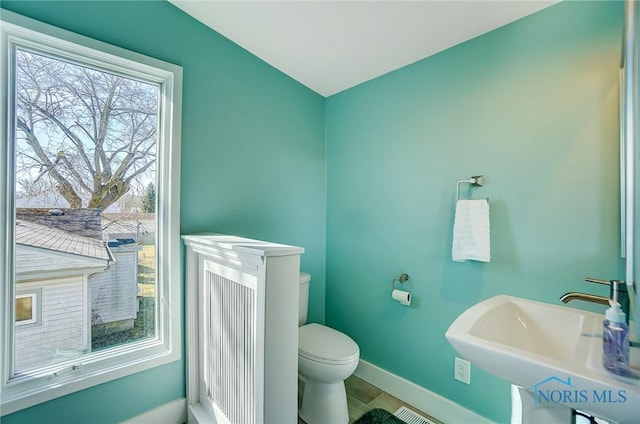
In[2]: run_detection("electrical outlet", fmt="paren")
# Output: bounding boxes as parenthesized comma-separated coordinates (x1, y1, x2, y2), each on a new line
(454, 357, 471, 384)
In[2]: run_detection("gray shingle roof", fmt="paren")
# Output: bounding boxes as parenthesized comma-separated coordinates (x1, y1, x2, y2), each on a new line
(16, 220, 111, 261)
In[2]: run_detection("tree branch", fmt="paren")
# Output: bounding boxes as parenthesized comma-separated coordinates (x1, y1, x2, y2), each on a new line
(30, 102, 95, 173)
(16, 117, 82, 208)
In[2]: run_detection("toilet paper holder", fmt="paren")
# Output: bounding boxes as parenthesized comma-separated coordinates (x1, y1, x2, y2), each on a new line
(391, 273, 411, 306)
(391, 273, 409, 291)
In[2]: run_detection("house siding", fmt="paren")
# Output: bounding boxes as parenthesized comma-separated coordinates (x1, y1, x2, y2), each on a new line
(15, 278, 88, 372)
(90, 246, 141, 327)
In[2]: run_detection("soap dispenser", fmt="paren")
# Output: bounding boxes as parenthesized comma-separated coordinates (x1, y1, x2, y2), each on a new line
(603, 298, 630, 376)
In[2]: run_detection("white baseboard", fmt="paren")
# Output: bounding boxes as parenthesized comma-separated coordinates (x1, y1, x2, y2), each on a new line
(354, 359, 495, 424)
(122, 398, 187, 424)
(121, 361, 492, 424)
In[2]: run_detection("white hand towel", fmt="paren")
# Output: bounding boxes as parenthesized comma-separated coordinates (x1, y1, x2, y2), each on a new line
(452, 199, 490, 262)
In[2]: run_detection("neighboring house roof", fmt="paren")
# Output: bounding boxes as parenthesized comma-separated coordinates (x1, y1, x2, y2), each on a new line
(15, 192, 119, 212)
(15, 192, 71, 209)
(16, 220, 111, 261)
(101, 213, 155, 240)
(15, 220, 112, 280)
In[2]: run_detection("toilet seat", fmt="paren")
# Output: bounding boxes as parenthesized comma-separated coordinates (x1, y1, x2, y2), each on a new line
(299, 323, 359, 365)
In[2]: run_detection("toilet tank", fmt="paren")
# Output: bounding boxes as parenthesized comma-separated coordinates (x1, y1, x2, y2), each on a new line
(299, 272, 311, 326)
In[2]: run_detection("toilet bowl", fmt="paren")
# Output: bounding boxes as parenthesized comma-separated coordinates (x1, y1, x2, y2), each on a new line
(298, 273, 360, 424)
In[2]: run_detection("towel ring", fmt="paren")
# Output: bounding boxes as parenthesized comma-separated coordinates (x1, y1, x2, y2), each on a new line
(456, 175, 487, 201)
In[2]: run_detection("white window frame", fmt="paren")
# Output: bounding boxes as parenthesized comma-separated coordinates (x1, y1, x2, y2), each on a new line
(14, 292, 38, 326)
(0, 10, 182, 415)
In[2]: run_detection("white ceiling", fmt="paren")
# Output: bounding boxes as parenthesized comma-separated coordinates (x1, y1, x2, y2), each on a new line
(169, 1, 560, 97)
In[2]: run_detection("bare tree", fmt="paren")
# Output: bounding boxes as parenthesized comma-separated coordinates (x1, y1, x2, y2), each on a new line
(15, 50, 158, 211)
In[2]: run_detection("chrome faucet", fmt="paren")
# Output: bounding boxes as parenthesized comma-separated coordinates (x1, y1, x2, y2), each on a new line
(560, 277, 629, 324)
(559, 292, 609, 306)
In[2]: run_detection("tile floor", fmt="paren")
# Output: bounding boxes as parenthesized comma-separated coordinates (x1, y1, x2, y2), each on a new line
(344, 375, 443, 423)
(298, 374, 443, 424)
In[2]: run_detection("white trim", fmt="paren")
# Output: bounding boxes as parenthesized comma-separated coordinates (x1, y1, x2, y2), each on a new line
(354, 359, 496, 424)
(122, 398, 187, 424)
(0, 10, 182, 415)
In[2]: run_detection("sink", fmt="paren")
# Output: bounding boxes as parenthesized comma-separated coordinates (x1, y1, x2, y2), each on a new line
(465, 296, 585, 362)
(446, 295, 640, 423)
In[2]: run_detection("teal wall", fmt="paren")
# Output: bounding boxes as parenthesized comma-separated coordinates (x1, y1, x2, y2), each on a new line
(325, 1, 624, 422)
(0, 0, 627, 423)
(0, 1, 325, 423)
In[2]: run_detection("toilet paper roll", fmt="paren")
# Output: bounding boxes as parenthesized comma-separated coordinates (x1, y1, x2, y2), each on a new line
(392, 289, 411, 306)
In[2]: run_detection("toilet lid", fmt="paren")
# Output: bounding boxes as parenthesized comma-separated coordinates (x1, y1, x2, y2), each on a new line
(299, 323, 359, 365)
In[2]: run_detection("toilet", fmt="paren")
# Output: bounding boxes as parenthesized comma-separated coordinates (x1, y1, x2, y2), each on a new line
(298, 272, 360, 424)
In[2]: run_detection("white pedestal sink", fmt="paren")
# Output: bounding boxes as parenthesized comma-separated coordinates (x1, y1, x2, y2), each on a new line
(445, 295, 640, 423)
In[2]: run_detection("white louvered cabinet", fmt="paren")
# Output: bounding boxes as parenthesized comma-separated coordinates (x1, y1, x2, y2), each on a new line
(182, 234, 303, 424)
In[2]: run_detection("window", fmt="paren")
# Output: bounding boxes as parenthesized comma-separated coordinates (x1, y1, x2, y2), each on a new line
(1, 10, 182, 415)
(15, 293, 37, 326)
